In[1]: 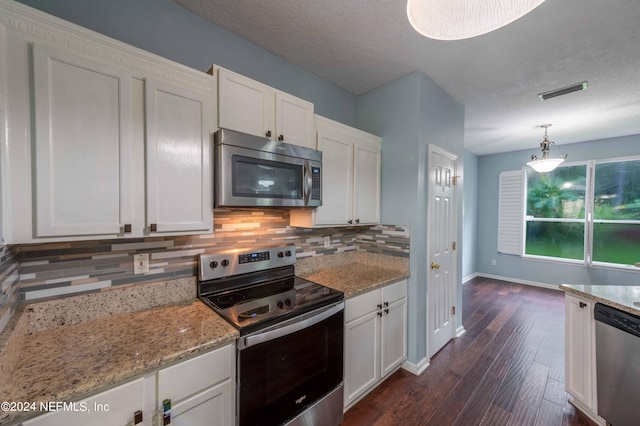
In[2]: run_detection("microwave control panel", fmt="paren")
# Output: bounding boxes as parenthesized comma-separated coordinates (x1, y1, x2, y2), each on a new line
(311, 167, 321, 200)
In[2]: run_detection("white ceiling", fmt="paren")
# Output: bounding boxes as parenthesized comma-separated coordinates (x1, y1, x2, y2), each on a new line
(172, 0, 640, 155)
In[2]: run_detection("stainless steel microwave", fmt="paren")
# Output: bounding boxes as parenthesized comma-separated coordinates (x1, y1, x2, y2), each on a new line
(214, 129, 322, 208)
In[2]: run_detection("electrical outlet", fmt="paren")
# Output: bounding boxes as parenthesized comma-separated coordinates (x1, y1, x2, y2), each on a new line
(491, 259, 497, 266)
(324, 236, 331, 249)
(134, 253, 149, 275)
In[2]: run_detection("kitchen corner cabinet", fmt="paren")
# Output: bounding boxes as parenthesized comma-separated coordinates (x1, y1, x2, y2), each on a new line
(1, 7, 214, 243)
(290, 116, 381, 228)
(21, 343, 235, 426)
(564, 293, 605, 425)
(343, 279, 407, 409)
(214, 66, 315, 149)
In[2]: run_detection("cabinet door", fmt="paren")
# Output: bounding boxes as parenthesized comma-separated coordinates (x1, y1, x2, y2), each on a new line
(218, 68, 274, 139)
(344, 310, 380, 408)
(168, 381, 233, 426)
(314, 128, 354, 226)
(157, 344, 233, 404)
(353, 137, 381, 225)
(274, 91, 314, 148)
(23, 376, 155, 426)
(381, 298, 407, 377)
(32, 43, 133, 237)
(565, 294, 596, 410)
(145, 79, 212, 234)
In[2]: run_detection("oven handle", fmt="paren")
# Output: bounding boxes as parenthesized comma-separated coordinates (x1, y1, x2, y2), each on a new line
(239, 301, 344, 350)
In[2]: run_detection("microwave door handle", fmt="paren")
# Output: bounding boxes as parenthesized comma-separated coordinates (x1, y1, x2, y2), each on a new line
(303, 160, 312, 206)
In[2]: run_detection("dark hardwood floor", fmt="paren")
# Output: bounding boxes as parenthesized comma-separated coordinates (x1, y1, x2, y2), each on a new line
(343, 277, 596, 426)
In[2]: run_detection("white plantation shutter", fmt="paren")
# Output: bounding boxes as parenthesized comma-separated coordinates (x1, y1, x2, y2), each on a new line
(498, 170, 524, 255)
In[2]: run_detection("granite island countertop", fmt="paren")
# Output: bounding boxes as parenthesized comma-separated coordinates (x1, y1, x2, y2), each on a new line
(0, 295, 238, 425)
(560, 284, 640, 316)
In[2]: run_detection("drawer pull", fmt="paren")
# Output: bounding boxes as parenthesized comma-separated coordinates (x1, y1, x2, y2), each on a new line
(579, 301, 587, 308)
(134, 410, 143, 425)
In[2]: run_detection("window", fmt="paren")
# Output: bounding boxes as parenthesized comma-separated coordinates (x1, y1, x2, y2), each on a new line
(523, 157, 640, 268)
(592, 159, 640, 265)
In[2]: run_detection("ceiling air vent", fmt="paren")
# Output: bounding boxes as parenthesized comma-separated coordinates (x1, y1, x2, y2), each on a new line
(538, 81, 588, 100)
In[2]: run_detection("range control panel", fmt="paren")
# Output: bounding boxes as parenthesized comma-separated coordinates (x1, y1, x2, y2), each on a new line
(199, 245, 296, 281)
(239, 251, 270, 264)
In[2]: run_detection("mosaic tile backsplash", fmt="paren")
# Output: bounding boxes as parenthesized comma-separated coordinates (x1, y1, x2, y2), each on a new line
(0, 246, 20, 334)
(12, 209, 409, 305)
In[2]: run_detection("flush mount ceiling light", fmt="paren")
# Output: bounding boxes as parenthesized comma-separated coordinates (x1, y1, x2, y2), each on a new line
(527, 124, 567, 173)
(407, 0, 545, 40)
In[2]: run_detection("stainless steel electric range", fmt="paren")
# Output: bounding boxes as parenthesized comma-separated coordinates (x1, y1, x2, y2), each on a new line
(198, 244, 344, 426)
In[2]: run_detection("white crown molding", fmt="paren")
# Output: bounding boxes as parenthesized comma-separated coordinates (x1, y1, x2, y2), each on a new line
(0, 0, 213, 93)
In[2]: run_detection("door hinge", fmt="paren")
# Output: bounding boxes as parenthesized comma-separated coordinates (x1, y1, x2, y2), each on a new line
(452, 176, 461, 186)
(451, 306, 456, 315)
(452, 241, 456, 250)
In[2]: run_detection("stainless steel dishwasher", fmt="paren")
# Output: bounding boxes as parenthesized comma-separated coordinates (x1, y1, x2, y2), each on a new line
(594, 303, 640, 426)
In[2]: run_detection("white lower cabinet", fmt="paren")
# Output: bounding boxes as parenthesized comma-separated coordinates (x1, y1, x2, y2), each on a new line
(21, 343, 235, 426)
(343, 279, 407, 409)
(157, 344, 235, 426)
(22, 375, 156, 426)
(564, 293, 605, 425)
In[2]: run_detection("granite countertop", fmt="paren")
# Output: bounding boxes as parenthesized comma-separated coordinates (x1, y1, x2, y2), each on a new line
(560, 284, 640, 316)
(301, 262, 408, 298)
(0, 298, 238, 425)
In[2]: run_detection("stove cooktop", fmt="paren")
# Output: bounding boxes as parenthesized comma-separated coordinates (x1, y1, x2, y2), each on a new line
(198, 245, 343, 335)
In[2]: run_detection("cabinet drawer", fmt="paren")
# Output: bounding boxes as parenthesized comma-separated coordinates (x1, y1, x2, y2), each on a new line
(382, 279, 407, 305)
(22, 376, 154, 426)
(345, 289, 380, 323)
(158, 344, 233, 404)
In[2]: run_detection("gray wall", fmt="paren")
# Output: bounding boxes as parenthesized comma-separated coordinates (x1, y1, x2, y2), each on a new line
(17, 0, 358, 126)
(463, 150, 479, 281)
(477, 133, 640, 286)
(357, 71, 465, 366)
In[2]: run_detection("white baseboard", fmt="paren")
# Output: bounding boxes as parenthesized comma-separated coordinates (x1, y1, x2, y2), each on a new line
(462, 273, 479, 284)
(455, 325, 466, 337)
(567, 397, 606, 426)
(473, 273, 562, 291)
(402, 357, 430, 376)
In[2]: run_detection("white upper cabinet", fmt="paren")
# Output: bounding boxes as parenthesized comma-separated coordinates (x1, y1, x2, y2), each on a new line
(354, 135, 382, 225)
(145, 79, 212, 234)
(217, 67, 275, 139)
(32, 43, 134, 238)
(313, 124, 355, 225)
(1, 4, 215, 243)
(290, 116, 381, 228)
(216, 66, 315, 148)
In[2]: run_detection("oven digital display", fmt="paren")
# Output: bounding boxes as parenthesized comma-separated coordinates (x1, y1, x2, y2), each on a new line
(239, 251, 270, 264)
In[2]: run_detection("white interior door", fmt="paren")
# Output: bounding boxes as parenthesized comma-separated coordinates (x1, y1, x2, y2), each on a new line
(427, 145, 458, 357)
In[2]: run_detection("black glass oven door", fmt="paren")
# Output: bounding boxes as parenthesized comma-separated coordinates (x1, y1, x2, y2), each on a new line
(237, 306, 343, 426)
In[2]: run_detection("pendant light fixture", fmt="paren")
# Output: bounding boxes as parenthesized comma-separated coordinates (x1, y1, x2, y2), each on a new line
(527, 124, 567, 173)
(407, 0, 545, 40)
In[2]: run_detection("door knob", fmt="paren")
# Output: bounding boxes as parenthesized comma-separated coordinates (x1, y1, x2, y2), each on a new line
(431, 262, 440, 270)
